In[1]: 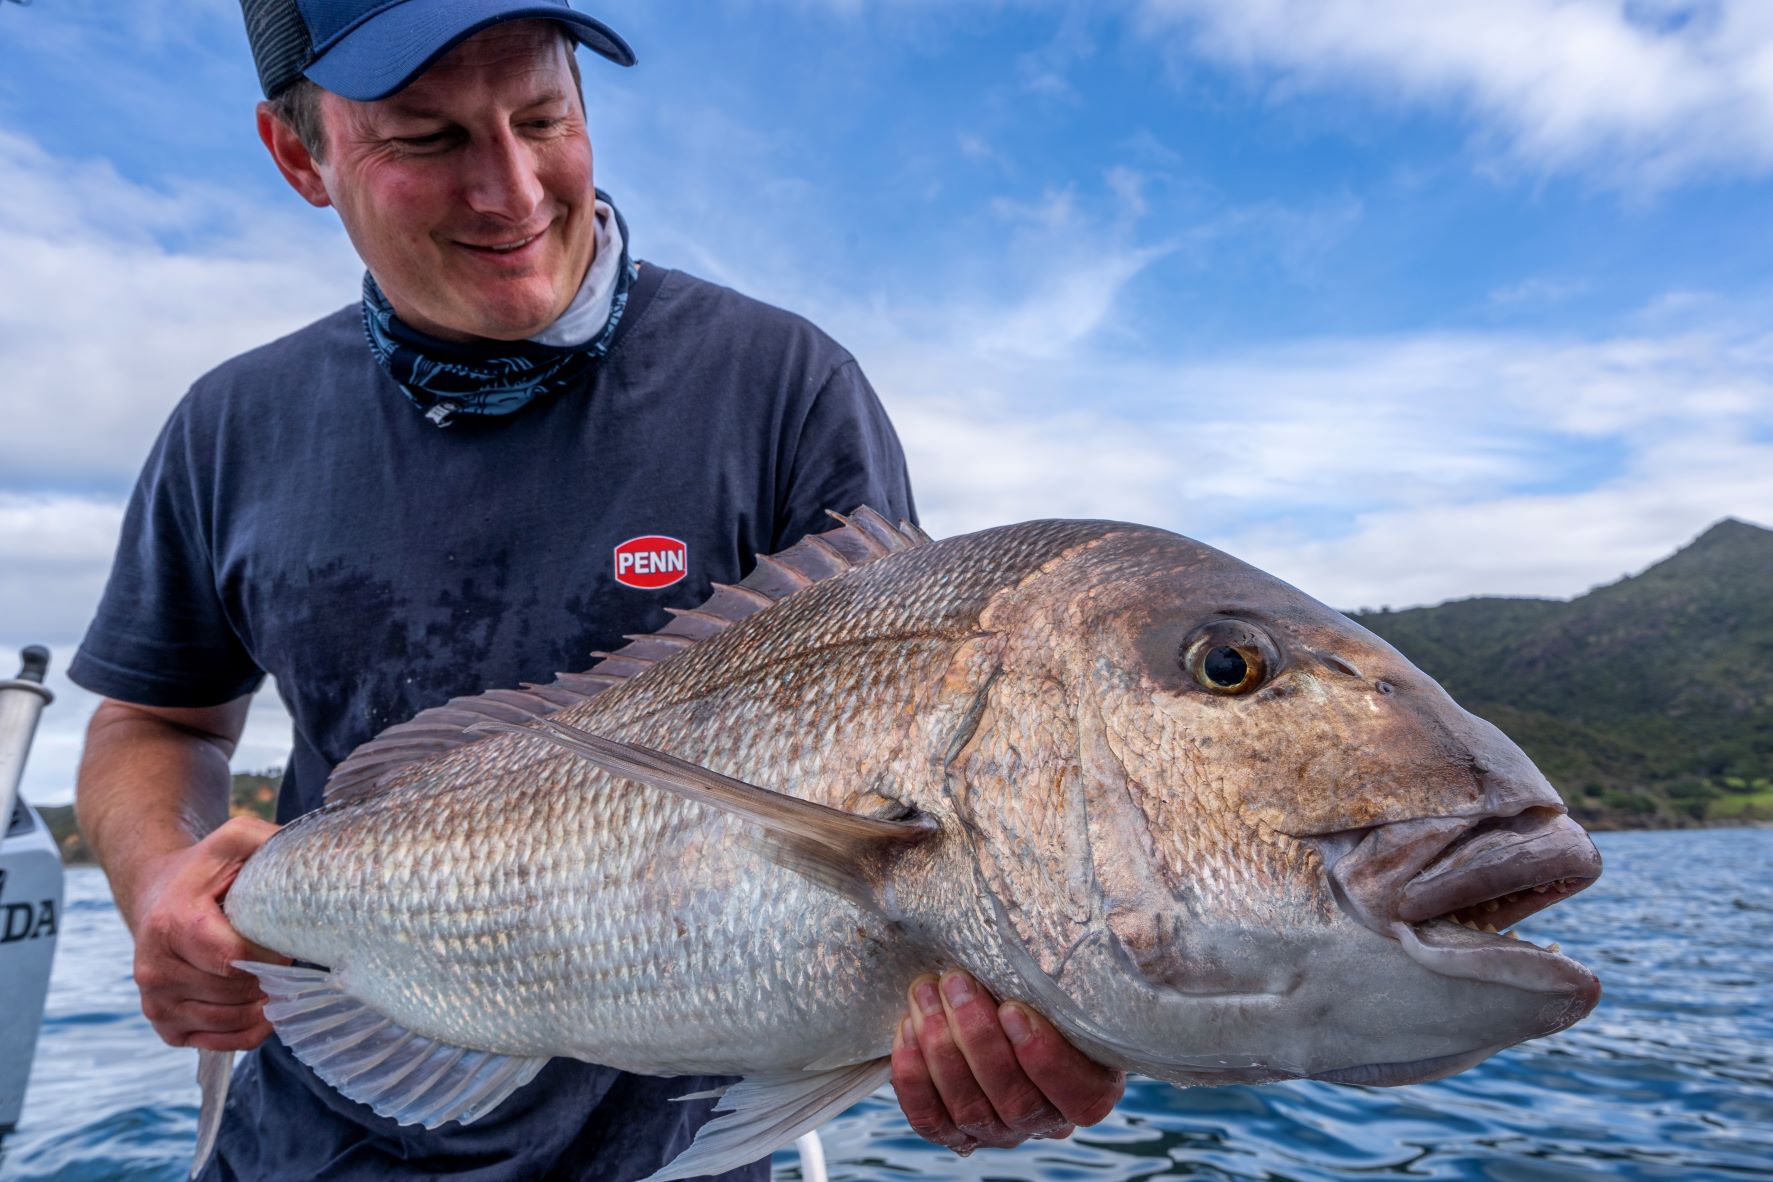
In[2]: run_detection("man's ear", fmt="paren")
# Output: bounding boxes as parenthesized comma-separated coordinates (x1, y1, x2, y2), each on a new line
(257, 101, 333, 209)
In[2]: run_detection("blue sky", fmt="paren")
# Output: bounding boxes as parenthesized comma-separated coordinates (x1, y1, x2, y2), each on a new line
(3, 0, 1772, 801)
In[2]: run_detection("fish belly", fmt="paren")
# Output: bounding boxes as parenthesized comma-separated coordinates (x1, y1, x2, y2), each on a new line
(227, 783, 920, 1077)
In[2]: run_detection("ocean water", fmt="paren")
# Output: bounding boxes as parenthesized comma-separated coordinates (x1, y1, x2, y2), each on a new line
(2, 828, 1769, 1181)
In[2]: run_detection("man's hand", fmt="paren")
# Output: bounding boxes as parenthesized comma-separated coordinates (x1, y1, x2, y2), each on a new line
(891, 970, 1125, 1155)
(129, 816, 286, 1051)
(76, 695, 278, 1051)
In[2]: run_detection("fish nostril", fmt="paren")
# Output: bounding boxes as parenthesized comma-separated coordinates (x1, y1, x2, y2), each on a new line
(1322, 654, 1362, 679)
(1375, 679, 1395, 695)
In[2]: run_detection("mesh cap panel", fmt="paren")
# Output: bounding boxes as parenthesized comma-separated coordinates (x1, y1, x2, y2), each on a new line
(240, 0, 316, 98)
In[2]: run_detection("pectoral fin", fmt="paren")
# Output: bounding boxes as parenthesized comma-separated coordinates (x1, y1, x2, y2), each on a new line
(640, 1059, 892, 1182)
(234, 961, 549, 1130)
(475, 716, 936, 914)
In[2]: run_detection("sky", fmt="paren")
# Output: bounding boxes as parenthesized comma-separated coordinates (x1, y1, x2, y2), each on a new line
(2, 0, 1771, 805)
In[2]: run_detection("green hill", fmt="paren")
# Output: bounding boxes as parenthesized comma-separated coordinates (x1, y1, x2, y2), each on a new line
(1353, 518, 1773, 830)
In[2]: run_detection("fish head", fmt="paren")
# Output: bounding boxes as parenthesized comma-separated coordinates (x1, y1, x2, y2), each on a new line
(976, 527, 1601, 1087)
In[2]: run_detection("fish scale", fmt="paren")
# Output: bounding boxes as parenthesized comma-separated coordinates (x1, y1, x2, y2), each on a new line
(200, 510, 1604, 1182)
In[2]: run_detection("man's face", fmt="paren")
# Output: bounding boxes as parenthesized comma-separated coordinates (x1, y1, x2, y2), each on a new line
(309, 22, 595, 342)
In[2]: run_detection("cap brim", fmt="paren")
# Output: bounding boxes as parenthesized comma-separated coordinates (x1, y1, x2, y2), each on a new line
(305, 0, 634, 102)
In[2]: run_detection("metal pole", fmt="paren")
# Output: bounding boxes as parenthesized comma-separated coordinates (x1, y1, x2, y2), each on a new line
(0, 646, 53, 832)
(793, 1132, 828, 1182)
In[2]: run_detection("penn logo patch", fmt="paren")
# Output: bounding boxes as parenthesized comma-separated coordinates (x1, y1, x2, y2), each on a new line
(614, 535, 688, 590)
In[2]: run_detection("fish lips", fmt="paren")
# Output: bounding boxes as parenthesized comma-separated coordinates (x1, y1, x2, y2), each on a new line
(1396, 810, 1600, 930)
(1313, 807, 1602, 1018)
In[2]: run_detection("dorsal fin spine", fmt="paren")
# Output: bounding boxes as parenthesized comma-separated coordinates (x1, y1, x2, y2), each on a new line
(802, 533, 848, 561)
(900, 519, 935, 545)
(710, 582, 776, 608)
(664, 606, 722, 621)
(851, 506, 909, 545)
(755, 552, 816, 587)
(627, 633, 696, 649)
(824, 511, 890, 556)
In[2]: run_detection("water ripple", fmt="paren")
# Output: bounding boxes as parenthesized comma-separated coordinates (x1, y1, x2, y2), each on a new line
(3, 830, 1769, 1181)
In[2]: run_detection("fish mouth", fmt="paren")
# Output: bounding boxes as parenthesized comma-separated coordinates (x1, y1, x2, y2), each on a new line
(1311, 806, 1602, 1017)
(1393, 806, 1598, 931)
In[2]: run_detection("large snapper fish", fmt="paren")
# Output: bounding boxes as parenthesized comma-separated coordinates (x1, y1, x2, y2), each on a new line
(198, 510, 1602, 1179)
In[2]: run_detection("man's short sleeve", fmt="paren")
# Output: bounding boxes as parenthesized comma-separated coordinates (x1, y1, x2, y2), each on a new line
(68, 399, 264, 708)
(773, 359, 918, 551)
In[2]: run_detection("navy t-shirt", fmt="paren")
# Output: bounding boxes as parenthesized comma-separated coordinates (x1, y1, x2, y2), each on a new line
(70, 262, 916, 1180)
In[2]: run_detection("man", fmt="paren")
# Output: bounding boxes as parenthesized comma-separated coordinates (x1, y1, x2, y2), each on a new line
(71, 2, 1123, 1177)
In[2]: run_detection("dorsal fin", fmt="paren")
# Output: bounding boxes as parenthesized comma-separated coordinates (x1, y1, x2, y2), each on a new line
(322, 507, 927, 805)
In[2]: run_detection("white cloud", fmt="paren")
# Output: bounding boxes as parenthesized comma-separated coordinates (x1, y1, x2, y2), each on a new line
(0, 487, 295, 806)
(1105, 165, 1149, 218)
(957, 133, 1003, 167)
(0, 126, 357, 806)
(1138, 0, 1773, 188)
(933, 185, 1176, 358)
(0, 130, 358, 491)
(0, 494, 123, 645)
(1015, 2, 1096, 100)
(1237, 429, 1773, 611)
(851, 320, 1773, 616)
(967, 240, 1172, 359)
(880, 389, 1184, 532)
(1489, 276, 1591, 307)
(1177, 190, 1365, 277)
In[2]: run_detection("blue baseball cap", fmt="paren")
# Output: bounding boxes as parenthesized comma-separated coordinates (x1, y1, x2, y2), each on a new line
(240, 0, 635, 101)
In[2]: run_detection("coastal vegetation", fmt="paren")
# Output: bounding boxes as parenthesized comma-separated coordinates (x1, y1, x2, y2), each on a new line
(1354, 518, 1772, 830)
(39, 772, 278, 866)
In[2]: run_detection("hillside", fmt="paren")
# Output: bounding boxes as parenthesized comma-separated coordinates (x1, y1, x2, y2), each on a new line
(37, 771, 280, 865)
(1354, 518, 1773, 830)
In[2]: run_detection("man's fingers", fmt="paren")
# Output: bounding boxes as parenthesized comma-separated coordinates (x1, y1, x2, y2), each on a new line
(907, 974, 1024, 1148)
(135, 955, 264, 1005)
(236, 937, 289, 966)
(202, 816, 282, 868)
(999, 1001, 1126, 1127)
(147, 998, 267, 1037)
(935, 971, 1070, 1138)
(890, 1016, 977, 1155)
(176, 909, 273, 979)
(186, 924, 287, 980)
(893, 972, 1110, 1156)
(187, 1020, 274, 1053)
(128, 820, 288, 1052)
(158, 817, 280, 923)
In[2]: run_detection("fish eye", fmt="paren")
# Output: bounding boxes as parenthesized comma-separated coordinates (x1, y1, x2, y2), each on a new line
(1203, 645, 1248, 688)
(1180, 620, 1277, 696)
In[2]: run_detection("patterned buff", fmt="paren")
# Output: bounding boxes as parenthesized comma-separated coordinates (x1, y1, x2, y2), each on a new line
(361, 195, 638, 428)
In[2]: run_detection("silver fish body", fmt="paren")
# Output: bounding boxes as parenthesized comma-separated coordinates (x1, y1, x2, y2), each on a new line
(209, 512, 1602, 1179)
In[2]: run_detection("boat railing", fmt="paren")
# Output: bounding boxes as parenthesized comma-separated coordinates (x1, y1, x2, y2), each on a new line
(0, 645, 52, 834)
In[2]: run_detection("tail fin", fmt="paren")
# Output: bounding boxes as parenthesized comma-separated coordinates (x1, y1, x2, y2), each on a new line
(638, 1058, 888, 1182)
(192, 1048, 233, 1178)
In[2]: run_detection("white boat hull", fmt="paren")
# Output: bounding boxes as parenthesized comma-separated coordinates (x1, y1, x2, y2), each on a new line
(1, 799, 62, 1133)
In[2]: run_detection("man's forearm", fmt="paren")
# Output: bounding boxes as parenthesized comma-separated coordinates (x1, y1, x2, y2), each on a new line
(76, 698, 247, 930)
(74, 695, 278, 1052)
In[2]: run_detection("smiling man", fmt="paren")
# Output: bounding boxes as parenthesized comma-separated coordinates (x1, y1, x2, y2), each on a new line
(69, 2, 1121, 1178)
